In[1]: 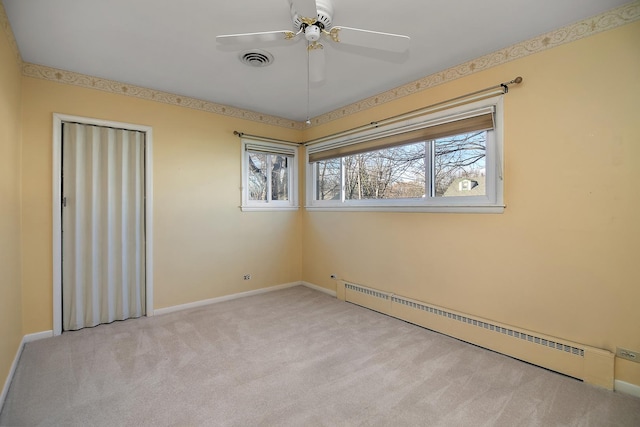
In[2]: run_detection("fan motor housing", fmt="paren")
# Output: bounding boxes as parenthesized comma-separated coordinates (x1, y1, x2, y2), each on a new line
(290, 0, 333, 30)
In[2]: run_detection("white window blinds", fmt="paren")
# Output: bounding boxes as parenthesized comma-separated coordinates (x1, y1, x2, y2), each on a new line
(244, 142, 297, 157)
(308, 105, 495, 163)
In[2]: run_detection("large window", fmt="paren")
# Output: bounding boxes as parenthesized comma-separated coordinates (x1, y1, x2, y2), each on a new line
(306, 97, 503, 212)
(241, 139, 298, 211)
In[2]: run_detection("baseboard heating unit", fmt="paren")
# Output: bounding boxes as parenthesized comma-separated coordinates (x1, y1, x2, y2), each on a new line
(336, 280, 614, 390)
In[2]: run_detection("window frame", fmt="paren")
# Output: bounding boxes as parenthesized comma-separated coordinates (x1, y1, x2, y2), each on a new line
(305, 96, 504, 213)
(241, 138, 299, 212)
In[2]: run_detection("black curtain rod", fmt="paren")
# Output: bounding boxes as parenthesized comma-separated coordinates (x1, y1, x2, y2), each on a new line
(232, 131, 300, 145)
(305, 76, 523, 146)
(367, 76, 523, 128)
(235, 76, 523, 145)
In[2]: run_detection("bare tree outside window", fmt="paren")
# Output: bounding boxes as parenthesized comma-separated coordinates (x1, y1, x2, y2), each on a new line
(271, 155, 289, 201)
(313, 130, 487, 201)
(248, 153, 291, 201)
(343, 142, 426, 200)
(315, 159, 341, 200)
(248, 152, 267, 200)
(434, 131, 486, 197)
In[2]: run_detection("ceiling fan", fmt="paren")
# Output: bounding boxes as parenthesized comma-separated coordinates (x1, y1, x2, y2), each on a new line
(216, 0, 411, 83)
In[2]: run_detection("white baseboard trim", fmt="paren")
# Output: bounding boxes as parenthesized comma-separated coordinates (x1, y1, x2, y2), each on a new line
(154, 282, 303, 316)
(0, 338, 23, 413)
(24, 330, 54, 343)
(615, 380, 640, 398)
(302, 281, 337, 297)
(1, 330, 52, 411)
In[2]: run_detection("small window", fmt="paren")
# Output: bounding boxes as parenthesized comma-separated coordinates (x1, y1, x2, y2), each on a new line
(241, 139, 298, 211)
(306, 96, 504, 213)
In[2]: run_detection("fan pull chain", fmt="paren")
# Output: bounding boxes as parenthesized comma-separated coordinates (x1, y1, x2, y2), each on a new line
(306, 42, 311, 125)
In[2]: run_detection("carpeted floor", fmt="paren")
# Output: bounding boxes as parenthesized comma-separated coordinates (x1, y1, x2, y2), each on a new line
(1, 286, 639, 426)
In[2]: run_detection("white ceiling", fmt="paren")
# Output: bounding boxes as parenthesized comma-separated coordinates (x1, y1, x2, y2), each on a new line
(3, 0, 630, 122)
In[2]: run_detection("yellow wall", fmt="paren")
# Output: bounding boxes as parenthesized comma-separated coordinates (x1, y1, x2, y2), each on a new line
(20, 78, 302, 334)
(301, 21, 640, 385)
(0, 20, 23, 394)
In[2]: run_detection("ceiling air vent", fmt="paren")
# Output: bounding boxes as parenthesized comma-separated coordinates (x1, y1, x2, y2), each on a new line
(239, 50, 274, 67)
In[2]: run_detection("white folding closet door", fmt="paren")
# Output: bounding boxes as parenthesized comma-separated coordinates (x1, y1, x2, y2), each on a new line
(62, 122, 146, 331)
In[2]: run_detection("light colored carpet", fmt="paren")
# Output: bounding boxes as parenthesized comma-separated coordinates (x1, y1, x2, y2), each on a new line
(1, 286, 639, 426)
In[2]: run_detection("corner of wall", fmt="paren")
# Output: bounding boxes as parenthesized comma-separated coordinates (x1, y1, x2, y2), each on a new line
(0, 0, 25, 411)
(336, 280, 346, 301)
(614, 380, 640, 399)
(584, 348, 615, 390)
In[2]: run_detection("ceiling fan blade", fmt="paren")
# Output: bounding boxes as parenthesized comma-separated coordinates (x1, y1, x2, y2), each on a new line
(216, 30, 298, 46)
(308, 42, 325, 83)
(290, 0, 318, 20)
(328, 26, 410, 52)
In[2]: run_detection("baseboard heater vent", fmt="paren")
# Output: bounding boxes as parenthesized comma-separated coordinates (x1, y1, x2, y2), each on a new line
(337, 280, 614, 390)
(391, 295, 585, 358)
(345, 283, 390, 300)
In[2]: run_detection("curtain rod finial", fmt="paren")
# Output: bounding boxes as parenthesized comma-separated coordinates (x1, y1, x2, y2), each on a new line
(514, 76, 523, 84)
(233, 131, 243, 137)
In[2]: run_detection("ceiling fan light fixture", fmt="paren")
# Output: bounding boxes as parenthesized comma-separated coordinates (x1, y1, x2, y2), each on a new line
(304, 24, 321, 42)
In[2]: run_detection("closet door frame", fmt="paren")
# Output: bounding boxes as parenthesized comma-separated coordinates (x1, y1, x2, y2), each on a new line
(52, 113, 154, 336)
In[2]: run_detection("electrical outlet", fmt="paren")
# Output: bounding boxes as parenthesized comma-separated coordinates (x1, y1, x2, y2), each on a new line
(243, 274, 251, 280)
(330, 274, 337, 280)
(616, 347, 639, 363)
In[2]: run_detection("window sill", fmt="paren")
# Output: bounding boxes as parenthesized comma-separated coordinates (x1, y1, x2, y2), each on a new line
(240, 205, 300, 212)
(304, 204, 505, 214)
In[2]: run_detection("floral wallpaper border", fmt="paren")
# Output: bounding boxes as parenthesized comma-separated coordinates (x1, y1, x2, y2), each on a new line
(21, 63, 303, 130)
